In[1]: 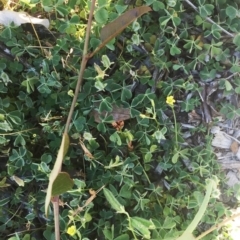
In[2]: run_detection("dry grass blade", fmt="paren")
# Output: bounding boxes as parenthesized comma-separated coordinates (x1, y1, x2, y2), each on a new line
(45, 133, 69, 216)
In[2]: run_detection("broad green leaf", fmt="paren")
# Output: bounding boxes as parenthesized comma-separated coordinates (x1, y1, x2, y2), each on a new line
(51, 172, 74, 196)
(45, 133, 69, 216)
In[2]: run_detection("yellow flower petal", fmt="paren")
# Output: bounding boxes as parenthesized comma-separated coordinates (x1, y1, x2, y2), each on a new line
(166, 96, 175, 106)
(67, 225, 76, 236)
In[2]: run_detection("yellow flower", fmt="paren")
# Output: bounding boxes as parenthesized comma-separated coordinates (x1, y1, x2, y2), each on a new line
(67, 225, 76, 236)
(166, 96, 175, 106)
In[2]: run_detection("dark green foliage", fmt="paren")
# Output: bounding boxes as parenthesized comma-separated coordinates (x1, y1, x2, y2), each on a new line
(0, 0, 240, 239)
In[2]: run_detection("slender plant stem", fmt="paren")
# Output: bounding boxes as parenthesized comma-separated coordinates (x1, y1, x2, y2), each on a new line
(184, 0, 234, 38)
(51, 2, 96, 239)
(125, 212, 138, 240)
(196, 212, 240, 240)
(0, 127, 37, 136)
(64, 0, 96, 134)
(172, 107, 178, 147)
(53, 196, 60, 240)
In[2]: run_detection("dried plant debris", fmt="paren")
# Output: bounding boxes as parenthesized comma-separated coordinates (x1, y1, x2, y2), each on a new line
(91, 104, 131, 123)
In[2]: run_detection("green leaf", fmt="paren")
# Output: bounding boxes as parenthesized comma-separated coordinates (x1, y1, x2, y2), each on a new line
(0, 121, 12, 131)
(7, 111, 22, 125)
(110, 132, 122, 146)
(144, 152, 153, 163)
(235, 86, 240, 94)
(99, 98, 112, 112)
(225, 80, 233, 91)
(70, 15, 80, 24)
(98, 0, 108, 7)
(115, 5, 128, 14)
(0, 27, 12, 39)
(14, 134, 26, 146)
(73, 116, 86, 132)
(119, 184, 132, 199)
(0, 113, 5, 121)
(0, 62, 6, 71)
(0, 71, 12, 86)
(52, 172, 74, 196)
(56, 5, 69, 16)
(170, 45, 181, 56)
(172, 151, 179, 164)
(199, 4, 214, 18)
(121, 87, 132, 101)
(172, 17, 181, 26)
(103, 187, 125, 213)
(114, 234, 129, 240)
(95, 80, 107, 91)
(21, 76, 38, 93)
(131, 216, 155, 229)
(130, 217, 152, 239)
(162, 216, 176, 229)
(152, 1, 165, 11)
(95, 8, 109, 24)
(233, 33, 240, 47)
(226, 6, 238, 19)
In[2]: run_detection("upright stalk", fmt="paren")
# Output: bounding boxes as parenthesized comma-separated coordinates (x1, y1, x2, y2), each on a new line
(53, 1, 96, 239)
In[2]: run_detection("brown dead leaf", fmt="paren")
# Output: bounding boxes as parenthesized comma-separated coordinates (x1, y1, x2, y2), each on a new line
(128, 141, 134, 151)
(91, 104, 131, 123)
(100, 6, 152, 47)
(231, 141, 239, 154)
(79, 140, 94, 159)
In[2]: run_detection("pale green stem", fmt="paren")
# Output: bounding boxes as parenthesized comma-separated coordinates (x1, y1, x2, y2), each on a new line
(172, 106, 178, 149)
(125, 212, 138, 240)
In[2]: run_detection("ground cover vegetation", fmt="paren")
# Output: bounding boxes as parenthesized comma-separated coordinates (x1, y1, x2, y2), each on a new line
(1, 0, 240, 239)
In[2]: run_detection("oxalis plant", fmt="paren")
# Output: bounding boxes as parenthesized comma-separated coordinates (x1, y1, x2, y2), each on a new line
(1, 0, 240, 239)
(44, 2, 153, 239)
(42, 1, 238, 240)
